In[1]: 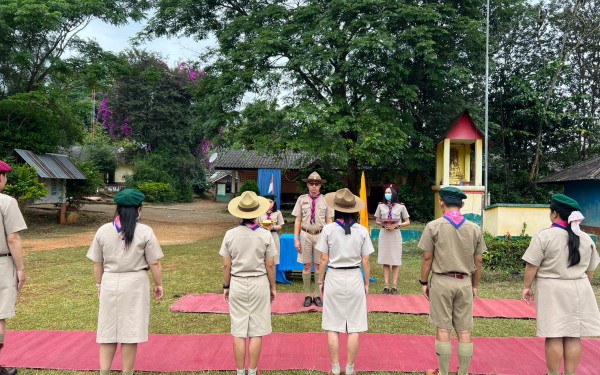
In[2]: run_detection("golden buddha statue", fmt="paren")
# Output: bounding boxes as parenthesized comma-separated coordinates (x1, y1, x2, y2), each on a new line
(450, 157, 465, 185)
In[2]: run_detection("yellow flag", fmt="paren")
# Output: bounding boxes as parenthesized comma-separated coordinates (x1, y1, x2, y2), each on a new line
(359, 171, 370, 233)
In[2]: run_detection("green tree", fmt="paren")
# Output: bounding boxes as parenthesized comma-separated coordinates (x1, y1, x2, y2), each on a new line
(66, 162, 104, 210)
(145, 0, 486, 192)
(3, 164, 47, 206)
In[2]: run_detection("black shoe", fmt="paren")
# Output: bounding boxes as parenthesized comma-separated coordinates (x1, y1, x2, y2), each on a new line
(313, 296, 323, 307)
(383, 287, 390, 294)
(303, 296, 313, 307)
(0, 367, 17, 375)
(390, 287, 398, 295)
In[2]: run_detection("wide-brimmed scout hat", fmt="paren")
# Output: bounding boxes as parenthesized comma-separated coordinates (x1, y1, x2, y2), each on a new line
(325, 188, 365, 213)
(552, 194, 581, 211)
(114, 189, 145, 207)
(302, 171, 327, 184)
(228, 191, 270, 219)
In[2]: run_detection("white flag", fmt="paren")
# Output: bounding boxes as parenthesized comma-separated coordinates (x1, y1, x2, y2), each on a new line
(268, 174, 275, 194)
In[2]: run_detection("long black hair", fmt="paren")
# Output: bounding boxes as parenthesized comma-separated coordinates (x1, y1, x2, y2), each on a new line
(382, 185, 399, 204)
(334, 210, 357, 235)
(116, 205, 141, 248)
(550, 202, 580, 267)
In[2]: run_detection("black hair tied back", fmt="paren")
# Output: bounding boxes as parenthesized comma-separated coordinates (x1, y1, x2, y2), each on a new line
(550, 202, 581, 267)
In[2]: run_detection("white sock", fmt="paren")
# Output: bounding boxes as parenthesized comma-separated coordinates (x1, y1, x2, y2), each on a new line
(346, 363, 355, 375)
(331, 362, 341, 374)
(236, 369, 245, 375)
(248, 368, 257, 375)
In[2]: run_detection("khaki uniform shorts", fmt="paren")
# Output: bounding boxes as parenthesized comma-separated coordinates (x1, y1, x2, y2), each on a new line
(429, 273, 473, 331)
(297, 231, 322, 264)
(0, 257, 17, 320)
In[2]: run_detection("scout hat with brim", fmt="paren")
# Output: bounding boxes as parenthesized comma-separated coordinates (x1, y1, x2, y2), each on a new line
(228, 191, 271, 219)
(0, 161, 13, 174)
(114, 189, 145, 207)
(552, 194, 581, 211)
(325, 188, 365, 213)
(302, 171, 327, 184)
(440, 187, 467, 205)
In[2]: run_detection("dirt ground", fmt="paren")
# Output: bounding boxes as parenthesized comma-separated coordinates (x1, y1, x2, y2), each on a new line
(22, 200, 239, 252)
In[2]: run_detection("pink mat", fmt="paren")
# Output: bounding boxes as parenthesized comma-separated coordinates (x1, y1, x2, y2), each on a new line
(3, 330, 600, 374)
(171, 293, 537, 319)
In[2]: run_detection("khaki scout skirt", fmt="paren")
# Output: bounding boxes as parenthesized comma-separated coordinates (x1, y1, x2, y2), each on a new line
(97, 270, 150, 344)
(322, 268, 368, 333)
(377, 228, 403, 266)
(535, 277, 600, 337)
(270, 232, 281, 265)
(229, 275, 272, 338)
(0, 256, 17, 320)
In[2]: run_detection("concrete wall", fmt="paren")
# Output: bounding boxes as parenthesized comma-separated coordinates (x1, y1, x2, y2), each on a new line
(484, 204, 550, 236)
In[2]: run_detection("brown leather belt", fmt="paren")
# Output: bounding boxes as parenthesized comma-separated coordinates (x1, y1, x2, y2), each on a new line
(438, 272, 467, 279)
(0, 253, 11, 257)
(302, 227, 322, 235)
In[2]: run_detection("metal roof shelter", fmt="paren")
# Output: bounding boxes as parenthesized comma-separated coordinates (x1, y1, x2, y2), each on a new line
(14, 149, 86, 180)
(537, 156, 600, 183)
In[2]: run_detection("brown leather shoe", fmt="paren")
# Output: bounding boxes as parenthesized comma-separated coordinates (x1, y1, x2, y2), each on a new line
(303, 296, 313, 307)
(383, 287, 390, 294)
(313, 296, 323, 307)
(390, 287, 398, 295)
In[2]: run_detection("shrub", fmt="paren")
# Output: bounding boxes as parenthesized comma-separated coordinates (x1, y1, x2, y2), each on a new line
(66, 162, 104, 210)
(137, 182, 177, 203)
(483, 232, 531, 272)
(239, 180, 260, 195)
(3, 163, 46, 206)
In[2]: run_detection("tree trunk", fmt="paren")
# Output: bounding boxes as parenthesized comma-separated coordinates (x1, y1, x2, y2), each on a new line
(346, 158, 359, 193)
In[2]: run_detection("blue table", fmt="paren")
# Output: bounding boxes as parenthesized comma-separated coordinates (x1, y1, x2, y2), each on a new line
(276, 234, 304, 283)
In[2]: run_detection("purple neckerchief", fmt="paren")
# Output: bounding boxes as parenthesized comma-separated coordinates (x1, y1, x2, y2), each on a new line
(113, 215, 123, 234)
(335, 219, 355, 229)
(242, 221, 261, 231)
(443, 211, 466, 229)
(552, 221, 568, 231)
(387, 203, 394, 219)
(266, 211, 272, 220)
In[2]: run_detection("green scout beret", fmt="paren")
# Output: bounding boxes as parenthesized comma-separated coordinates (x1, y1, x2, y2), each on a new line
(552, 194, 581, 211)
(114, 189, 145, 207)
(262, 194, 276, 200)
(440, 187, 467, 203)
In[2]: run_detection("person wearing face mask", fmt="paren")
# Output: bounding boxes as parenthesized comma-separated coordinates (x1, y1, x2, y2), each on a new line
(87, 189, 164, 375)
(374, 184, 410, 294)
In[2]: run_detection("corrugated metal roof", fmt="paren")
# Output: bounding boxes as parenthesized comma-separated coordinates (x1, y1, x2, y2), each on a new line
(537, 156, 600, 184)
(14, 149, 86, 180)
(210, 170, 231, 183)
(213, 150, 314, 170)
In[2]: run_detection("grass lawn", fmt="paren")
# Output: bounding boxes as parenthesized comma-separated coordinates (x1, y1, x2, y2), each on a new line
(11, 215, 600, 375)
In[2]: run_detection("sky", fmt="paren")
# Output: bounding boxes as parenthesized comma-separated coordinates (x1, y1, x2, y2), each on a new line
(76, 18, 213, 67)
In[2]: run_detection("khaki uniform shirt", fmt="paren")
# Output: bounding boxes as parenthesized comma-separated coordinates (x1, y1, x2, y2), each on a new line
(316, 222, 375, 268)
(0, 193, 27, 254)
(87, 222, 164, 272)
(522, 227, 599, 279)
(418, 217, 486, 275)
(258, 211, 285, 229)
(219, 225, 277, 277)
(292, 194, 334, 231)
(374, 203, 409, 222)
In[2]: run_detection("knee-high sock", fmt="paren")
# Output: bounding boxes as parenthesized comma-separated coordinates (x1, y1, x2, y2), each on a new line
(302, 272, 312, 296)
(314, 272, 321, 294)
(457, 342, 474, 375)
(435, 340, 452, 375)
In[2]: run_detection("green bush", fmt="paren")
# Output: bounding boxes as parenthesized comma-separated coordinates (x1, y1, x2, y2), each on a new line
(66, 162, 104, 210)
(137, 182, 177, 203)
(483, 232, 531, 272)
(3, 163, 47, 205)
(239, 180, 260, 195)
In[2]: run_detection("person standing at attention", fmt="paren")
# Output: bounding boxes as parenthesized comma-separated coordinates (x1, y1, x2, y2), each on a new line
(221, 191, 277, 375)
(0, 161, 27, 375)
(87, 189, 164, 375)
(374, 183, 410, 295)
(317, 188, 374, 375)
(419, 187, 485, 375)
(258, 194, 285, 265)
(522, 194, 600, 375)
(292, 172, 334, 307)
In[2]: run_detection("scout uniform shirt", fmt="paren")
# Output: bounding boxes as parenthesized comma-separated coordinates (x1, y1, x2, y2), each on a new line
(219, 225, 277, 276)
(0, 193, 27, 320)
(418, 217, 486, 275)
(292, 194, 334, 233)
(374, 203, 409, 223)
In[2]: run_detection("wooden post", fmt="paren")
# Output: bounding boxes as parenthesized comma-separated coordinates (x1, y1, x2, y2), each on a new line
(60, 203, 67, 225)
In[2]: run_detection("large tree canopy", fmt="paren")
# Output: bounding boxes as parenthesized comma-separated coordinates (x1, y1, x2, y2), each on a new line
(145, 0, 486, 191)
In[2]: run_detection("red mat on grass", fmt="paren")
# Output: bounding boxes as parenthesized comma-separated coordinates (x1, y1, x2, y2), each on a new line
(170, 293, 537, 319)
(3, 330, 600, 374)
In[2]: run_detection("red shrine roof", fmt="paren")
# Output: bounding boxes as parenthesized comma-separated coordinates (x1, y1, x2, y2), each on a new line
(442, 110, 484, 141)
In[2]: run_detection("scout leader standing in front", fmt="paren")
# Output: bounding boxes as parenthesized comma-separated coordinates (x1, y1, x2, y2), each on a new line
(419, 187, 485, 375)
(292, 171, 334, 307)
(0, 161, 27, 375)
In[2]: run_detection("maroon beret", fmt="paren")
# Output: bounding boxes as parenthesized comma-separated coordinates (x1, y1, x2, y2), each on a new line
(0, 161, 12, 174)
